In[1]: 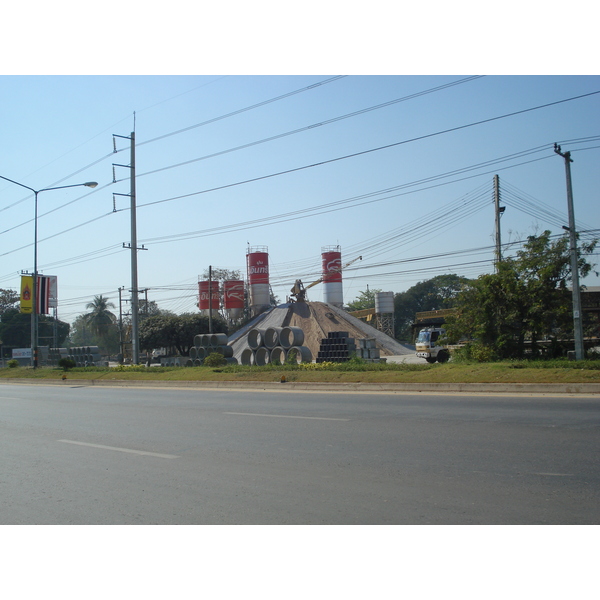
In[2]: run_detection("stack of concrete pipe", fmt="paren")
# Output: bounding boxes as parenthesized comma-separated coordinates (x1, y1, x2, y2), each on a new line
(67, 346, 102, 367)
(162, 356, 188, 367)
(191, 332, 238, 365)
(241, 326, 312, 366)
(47, 347, 69, 366)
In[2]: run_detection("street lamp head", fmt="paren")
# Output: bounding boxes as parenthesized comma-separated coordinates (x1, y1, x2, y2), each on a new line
(84, 182, 98, 188)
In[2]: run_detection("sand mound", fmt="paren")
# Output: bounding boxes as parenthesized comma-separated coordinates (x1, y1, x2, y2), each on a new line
(230, 302, 412, 361)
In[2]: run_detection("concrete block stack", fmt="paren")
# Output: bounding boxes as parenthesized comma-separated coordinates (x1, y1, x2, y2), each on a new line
(316, 334, 385, 363)
(316, 331, 356, 363)
(355, 338, 383, 362)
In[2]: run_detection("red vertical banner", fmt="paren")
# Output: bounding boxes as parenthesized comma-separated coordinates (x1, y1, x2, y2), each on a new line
(198, 281, 220, 310)
(223, 280, 245, 309)
(322, 251, 342, 282)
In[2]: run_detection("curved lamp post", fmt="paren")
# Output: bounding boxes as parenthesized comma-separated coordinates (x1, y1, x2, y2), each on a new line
(0, 175, 98, 367)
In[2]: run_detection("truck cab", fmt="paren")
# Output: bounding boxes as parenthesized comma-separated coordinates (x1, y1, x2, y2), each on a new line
(415, 327, 450, 363)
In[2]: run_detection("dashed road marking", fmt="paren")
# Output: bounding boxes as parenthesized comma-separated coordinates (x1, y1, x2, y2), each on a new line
(58, 439, 179, 459)
(224, 412, 349, 421)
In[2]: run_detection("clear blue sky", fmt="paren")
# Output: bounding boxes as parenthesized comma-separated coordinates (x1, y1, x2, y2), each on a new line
(1, 10, 598, 327)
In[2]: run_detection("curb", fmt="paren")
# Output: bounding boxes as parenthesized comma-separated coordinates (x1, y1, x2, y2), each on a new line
(1, 378, 599, 395)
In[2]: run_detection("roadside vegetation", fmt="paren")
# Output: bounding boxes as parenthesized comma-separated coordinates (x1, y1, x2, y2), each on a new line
(1, 232, 598, 387)
(2, 355, 600, 385)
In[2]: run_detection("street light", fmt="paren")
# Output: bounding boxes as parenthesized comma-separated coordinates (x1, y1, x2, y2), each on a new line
(0, 175, 98, 367)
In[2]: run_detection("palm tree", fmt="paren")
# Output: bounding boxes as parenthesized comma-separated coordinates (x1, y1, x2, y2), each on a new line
(84, 295, 117, 344)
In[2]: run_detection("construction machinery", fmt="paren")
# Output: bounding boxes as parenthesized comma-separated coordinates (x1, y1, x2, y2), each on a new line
(289, 256, 362, 303)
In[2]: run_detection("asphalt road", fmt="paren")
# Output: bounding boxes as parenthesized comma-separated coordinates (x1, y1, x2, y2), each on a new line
(1, 383, 598, 524)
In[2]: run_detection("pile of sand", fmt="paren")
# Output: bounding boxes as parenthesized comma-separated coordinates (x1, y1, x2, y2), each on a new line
(230, 302, 413, 361)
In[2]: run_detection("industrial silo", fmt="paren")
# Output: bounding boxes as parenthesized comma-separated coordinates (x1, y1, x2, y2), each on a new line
(322, 246, 343, 307)
(198, 280, 220, 317)
(375, 291, 395, 315)
(223, 280, 245, 320)
(375, 291, 395, 338)
(246, 246, 270, 316)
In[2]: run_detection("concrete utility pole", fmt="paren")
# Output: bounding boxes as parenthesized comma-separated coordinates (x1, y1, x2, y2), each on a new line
(208, 266, 213, 334)
(554, 143, 585, 360)
(113, 128, 146, 364)
(129, 131, 140, 364)
(118, 286, 124, 363)
(493, 174, 505, 272)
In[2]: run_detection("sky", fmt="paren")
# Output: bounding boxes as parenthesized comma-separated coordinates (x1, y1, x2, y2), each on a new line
(0, 5, 598, 332)
(1, 74, 598, 325)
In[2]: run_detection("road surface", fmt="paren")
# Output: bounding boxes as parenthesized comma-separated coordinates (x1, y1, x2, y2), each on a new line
(1, 382, 598, 524)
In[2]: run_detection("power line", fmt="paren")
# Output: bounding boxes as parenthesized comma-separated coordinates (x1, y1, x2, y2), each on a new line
(0, 77, 346, 227)
(134, 76, 347, 147)
(133, 150, 544, 247)
(125, 76, 484, 180)
(128, 90, 600, 212)
(0, 144, 565, 275)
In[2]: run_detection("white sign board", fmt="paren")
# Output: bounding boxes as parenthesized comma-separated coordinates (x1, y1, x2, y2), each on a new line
(12, 348, 32, 359)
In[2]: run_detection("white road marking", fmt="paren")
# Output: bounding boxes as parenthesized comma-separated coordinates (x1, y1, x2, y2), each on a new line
(224, 412, 349, 421)
(58, 439, 179, 459)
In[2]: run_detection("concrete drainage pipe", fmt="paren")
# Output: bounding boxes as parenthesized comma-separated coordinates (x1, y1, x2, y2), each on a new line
(210, 333, 228, 346)
(286, 346, 313, 364)
(254, 346, 271, 366)
(248, 329, 265, 350)
(241, 348, 255, 366)
(264, 327, 283, 349)
(215, 345, 234, 358)
(279, 326, 304, 348)
(270, 346, 287, 364)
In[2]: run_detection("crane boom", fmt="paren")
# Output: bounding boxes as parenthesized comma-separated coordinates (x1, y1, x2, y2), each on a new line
(290, 255, 362, 302)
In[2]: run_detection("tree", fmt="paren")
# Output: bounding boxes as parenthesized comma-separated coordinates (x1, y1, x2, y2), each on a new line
(0, 288, 19, 316)
(68, 314, 120, 353)
(139, 313, 228, 356)
(394, 274, 469, 340)
(0, 308, 69, 349)
(444, 231, 597, 358)
(83, 295, 118, 353)
(138, 299, 174, 322)
(347, 288, 382, 312)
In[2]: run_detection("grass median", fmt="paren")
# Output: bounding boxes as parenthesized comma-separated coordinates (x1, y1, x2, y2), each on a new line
(2, 358, 600, 384)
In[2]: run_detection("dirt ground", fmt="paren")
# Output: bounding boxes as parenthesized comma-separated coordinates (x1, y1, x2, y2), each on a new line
(284, 302, 392, 357)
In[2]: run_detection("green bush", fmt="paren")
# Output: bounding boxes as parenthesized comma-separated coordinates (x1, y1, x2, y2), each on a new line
(203, 352, 227, 367)
(111, 364, 153, 372)
(7, 359, 19, 368)
(451, 343, 499, 363)
(58, 358, 76, 371)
